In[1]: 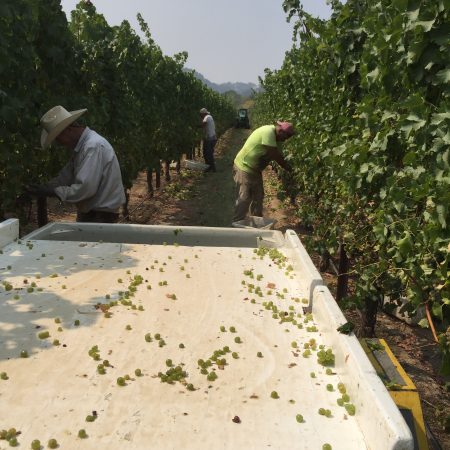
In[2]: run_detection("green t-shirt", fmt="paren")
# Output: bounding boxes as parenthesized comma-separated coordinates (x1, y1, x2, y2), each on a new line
(234, 125, 280, 174)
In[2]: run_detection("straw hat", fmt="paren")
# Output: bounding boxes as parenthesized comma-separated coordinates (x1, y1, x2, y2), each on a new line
(199, 108, 209, 115)
(40, 105, 87, 149)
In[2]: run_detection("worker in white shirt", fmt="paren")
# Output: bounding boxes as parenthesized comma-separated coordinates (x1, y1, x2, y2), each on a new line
(199, 107, 217, 172)
(28, 105, 125, 223)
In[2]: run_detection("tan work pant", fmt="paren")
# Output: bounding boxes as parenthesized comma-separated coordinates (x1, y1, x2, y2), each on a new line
(233, 165, 264, 222)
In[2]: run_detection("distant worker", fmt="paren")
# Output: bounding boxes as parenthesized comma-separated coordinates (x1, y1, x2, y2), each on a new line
(199, 107, 217, 172)
(233, 121, 294, 222)
(27, 105, 125, 223)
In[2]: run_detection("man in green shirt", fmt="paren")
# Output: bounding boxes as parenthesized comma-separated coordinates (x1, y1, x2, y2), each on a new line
(233, 121, 294, 222)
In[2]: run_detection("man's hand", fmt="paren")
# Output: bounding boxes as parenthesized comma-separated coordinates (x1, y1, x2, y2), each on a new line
(26, 184, 56, 197)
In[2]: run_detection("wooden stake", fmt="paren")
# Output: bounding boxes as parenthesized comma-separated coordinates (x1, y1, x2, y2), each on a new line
(425, 302, 439, 343)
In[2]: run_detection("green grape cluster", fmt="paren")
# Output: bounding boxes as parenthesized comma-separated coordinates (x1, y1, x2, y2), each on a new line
(254, 286, 263, 297)
(278, 311, 297, 324)
(88, 345, 101, 361)
(207, 372, 218, 382)
(317, 348, 335, 366)
(243, 269, 254, 279)
(158, 365, 188, 384)
(318, 408, 332, 417)
(153, 333, 166, 347)
(254, 247, 287, 267)
(0, 428, 18, 445)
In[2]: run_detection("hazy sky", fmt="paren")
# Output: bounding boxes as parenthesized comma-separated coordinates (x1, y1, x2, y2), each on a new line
(60, 0, 332, 84)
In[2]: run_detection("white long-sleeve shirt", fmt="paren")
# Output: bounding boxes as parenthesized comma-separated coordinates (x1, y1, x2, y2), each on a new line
(50, 128, 125, 213)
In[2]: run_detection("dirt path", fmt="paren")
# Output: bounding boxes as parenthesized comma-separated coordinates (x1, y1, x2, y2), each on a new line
(125, 128, 250, 227)
(19, 127, 449, 448)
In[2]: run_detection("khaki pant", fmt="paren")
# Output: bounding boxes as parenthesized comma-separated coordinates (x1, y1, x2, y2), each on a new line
(233, 165, 264, 222)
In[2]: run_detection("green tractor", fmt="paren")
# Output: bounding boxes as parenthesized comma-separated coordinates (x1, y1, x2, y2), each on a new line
(235, 108, 250, 129)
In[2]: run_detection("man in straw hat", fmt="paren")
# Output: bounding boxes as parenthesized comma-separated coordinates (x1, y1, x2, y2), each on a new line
(27, 105, 125, 223)
(199, 107, 217, 172)
(232, 121, 294, 223)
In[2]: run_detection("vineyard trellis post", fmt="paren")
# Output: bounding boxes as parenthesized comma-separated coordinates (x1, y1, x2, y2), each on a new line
(36, 196, 48, 228)
(336, 242, 349, 302)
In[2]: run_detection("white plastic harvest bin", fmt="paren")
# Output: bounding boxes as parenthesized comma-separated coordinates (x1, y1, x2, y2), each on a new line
(0, 220, 413, 450)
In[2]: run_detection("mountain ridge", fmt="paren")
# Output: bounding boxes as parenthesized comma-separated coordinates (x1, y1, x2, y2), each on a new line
(185, 69, 260, 97)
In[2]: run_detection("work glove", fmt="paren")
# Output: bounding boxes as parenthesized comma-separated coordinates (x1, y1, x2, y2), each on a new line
(26, 184, 57, 197)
